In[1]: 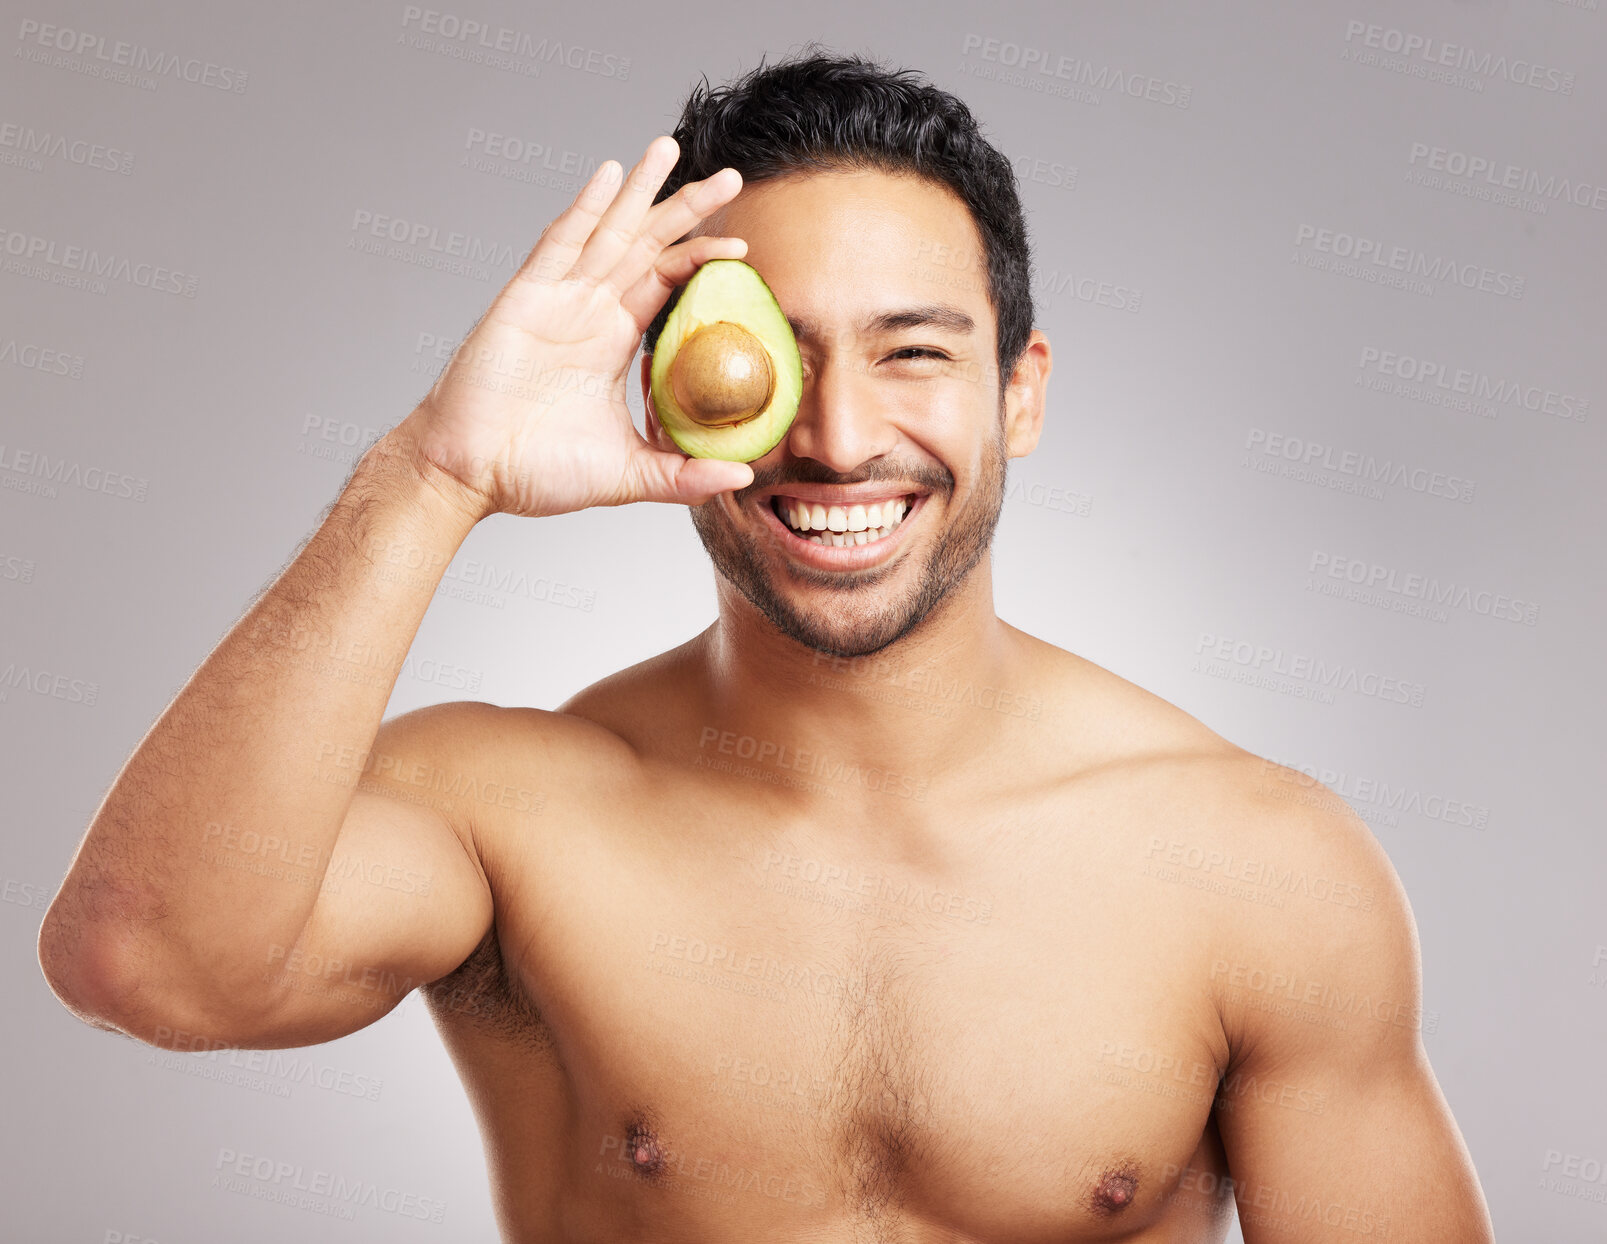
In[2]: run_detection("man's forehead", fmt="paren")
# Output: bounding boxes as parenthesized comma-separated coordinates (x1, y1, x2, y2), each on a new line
(692, 167, 989, 338)
(696, 166, 979, 255)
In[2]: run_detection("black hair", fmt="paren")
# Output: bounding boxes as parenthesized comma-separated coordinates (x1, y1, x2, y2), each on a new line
(642, 45, 1035, 390)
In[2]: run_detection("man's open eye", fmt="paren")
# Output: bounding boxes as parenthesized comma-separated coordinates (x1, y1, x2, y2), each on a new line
(889, 347, 948, 361)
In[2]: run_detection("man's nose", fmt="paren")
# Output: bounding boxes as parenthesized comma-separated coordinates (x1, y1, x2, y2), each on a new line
(780, 355, 897, 474)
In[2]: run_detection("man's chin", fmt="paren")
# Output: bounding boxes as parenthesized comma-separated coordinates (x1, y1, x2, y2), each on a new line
(735, 560, 928, 658)
(691, 511, 919, 656)
(772, 551, 905, 592)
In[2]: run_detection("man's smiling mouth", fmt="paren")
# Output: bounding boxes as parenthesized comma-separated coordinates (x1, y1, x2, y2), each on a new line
(768, 494, 919, 547)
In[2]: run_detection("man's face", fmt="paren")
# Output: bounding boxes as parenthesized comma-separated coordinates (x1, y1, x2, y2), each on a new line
(647, 167, 1043, 659)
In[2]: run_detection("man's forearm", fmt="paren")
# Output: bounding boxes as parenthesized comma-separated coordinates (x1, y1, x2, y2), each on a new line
(39, 416, 485, 1021)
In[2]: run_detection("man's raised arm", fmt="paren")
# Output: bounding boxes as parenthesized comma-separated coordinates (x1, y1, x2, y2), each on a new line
(36, 134, 758, 1050)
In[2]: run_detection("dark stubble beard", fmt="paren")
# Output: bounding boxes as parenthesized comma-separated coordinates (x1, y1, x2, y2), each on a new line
(689, 416, 1011, 659)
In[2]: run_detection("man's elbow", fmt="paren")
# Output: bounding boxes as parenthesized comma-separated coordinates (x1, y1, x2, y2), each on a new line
(37, 904, 146, 1036)
(36, 903, 273, 1048)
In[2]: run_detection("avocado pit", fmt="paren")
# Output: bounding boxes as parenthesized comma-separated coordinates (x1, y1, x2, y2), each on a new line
(669, 320, 775, 427)
(648, 258, 802, 461)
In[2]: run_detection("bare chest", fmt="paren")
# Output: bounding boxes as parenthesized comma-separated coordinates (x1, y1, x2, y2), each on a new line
(430, 790, 1235, 1242)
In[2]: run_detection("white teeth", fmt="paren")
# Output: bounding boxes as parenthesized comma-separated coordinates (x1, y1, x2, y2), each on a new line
(775, 494, 916, 545)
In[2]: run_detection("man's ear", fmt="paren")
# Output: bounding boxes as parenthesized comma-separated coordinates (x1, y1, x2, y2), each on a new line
(640, 351, 675, 453)
(1003, 330, 1051, 460)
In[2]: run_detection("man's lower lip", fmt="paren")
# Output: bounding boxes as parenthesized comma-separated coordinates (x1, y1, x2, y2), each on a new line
(761, 495, 924, 566)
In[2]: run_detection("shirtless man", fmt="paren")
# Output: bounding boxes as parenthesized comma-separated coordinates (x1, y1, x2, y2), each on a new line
(39, 53, 1495, 1244)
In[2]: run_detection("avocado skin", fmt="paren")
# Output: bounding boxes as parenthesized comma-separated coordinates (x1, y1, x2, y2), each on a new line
(649, 259, 802, 462)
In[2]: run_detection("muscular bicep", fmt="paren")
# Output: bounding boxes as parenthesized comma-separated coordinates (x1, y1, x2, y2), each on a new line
(232, 706, 496, 1048)
(253, 784, 493, 1044)
(1216, 1012, 1484, 1241)
(1212, 788, 1494, 1242)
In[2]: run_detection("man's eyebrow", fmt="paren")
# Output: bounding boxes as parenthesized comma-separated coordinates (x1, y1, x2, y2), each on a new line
(785, 305, 976, 343)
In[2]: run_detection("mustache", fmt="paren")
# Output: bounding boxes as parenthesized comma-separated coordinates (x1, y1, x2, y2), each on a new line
(737, 459, 954, 501)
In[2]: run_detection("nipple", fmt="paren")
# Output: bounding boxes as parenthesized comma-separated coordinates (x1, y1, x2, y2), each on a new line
(1092, 1167, 1138, 1214)
(625, 1121, 665, 1177)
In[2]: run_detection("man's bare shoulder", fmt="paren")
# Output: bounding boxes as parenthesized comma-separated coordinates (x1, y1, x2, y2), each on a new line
(1066, 677, 1425, 1060)
(1012, 626, 1248, 777)
(1037, 643, 1423, 1055)
(1189, 756, 1426, 1093)
(370, 696, 645, 833)
(380, 697, 637, 766)
(550, 636, 711, 750)
(363, 643, 705, 847)
(1018, 629, 1412, 938)
(1136, 742, 1415, 945)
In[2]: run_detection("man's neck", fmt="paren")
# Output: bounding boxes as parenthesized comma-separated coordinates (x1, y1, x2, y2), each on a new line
(690, 567, 1028, 805)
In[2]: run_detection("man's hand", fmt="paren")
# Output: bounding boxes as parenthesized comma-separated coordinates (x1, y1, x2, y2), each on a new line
(404, 134, 756, 520)
(1211, 778, 1496, 1243)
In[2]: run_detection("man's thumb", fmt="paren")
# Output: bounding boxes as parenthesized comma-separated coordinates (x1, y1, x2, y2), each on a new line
(633, 450, 755, 506)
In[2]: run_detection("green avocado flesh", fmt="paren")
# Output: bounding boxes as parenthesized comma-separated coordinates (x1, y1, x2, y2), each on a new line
(650, 259, 802, 462)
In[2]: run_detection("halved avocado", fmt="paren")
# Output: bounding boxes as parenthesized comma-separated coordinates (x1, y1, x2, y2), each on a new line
(649, 259, 802, 462)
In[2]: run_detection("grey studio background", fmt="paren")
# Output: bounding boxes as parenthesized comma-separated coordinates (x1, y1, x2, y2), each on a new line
(2, 0, 1603, 1241)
